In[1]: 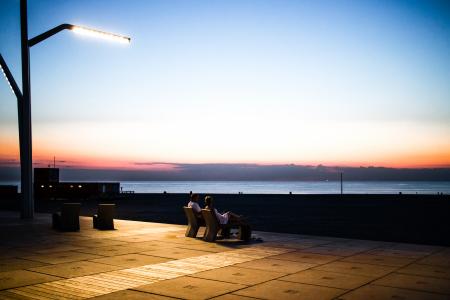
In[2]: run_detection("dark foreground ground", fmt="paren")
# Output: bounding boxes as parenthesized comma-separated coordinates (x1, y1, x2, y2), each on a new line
(1, 193, 450, 246)
(2, 211, 450, 299)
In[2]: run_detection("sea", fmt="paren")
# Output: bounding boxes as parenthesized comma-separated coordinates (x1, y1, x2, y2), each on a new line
(4, 181, 449, 194)
(120, 181, 450, 194)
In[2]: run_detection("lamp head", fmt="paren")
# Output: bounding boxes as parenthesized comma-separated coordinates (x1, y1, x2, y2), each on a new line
(0, 64, 15, 94)
(70, 25, 131, 44)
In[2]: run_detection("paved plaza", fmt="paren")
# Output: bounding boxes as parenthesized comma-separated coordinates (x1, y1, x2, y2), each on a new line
(0, 211, 449, 299)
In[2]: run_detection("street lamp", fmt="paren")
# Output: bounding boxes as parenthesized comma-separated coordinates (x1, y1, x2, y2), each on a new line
(28, 23, 131, 47)
(2, 0, 130, 219)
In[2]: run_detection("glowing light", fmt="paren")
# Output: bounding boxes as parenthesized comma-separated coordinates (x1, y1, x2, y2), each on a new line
(49, 185, 52, 188)
(0, 64, 15, 94)
(71, 26, 130, 44)
(78, 185, 82, 188)
(70, 185, 73, 188)
(41, 185, 44, 188)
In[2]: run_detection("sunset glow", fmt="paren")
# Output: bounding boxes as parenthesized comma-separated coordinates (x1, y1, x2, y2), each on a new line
(1, 0, 450, 172)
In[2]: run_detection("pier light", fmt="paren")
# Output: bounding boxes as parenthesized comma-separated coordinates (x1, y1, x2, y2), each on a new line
(78, 185, 82, 188)
(41, 185, 44, 188)
(0, 64, 14, 94)
(0, 54, 23, 100)
(8, 0, 132, 219)
(71, 25, 130, 44)
(28, 23, 131, 47)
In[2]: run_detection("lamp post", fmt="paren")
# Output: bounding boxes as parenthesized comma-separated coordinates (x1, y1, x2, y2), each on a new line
(12, 0, 131, 218)
(20, 0, 32, 219)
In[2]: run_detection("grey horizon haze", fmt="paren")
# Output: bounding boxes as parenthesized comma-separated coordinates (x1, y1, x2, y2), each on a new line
(1, 163, 450, 181)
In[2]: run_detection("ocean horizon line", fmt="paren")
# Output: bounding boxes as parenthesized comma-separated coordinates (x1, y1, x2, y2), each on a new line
(2, 180, 450, 195)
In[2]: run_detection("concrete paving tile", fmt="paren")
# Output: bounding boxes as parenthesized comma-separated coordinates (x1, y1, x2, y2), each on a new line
(12, 239, 66, 248)
(176, 243, 236, 253)
(269, 251, 340, 264)
(44, 234, 86, 241)
(0, 290, 34, 299)
(384, 243, 442, 254)
(416, 252, 450, 267)
(341, 253, 415, 267)
(307, 236, 350, 242)
(77, 230, 121, 237)
(301, 245, 368, 257)
(87, 289, 177, 299)
(326, 240, 388, 248)
(296, 238, 336, 244)
(373, 273, 450, 294)
(0, 270, 60, 290)
(69, 238, 127, 248)
(27, 280, 104, 298)
(140, 247, 209, 259)
(0, 249, 38, 260)
(211, 294, 258, 300)
(266, 232, 328, 241)
(49, 237, 92, 244)
(314, 261, 397, 277)
(159, 233, 197, 241)
(112, 235, 162, 243)
(439, 248, 450, 255)
(75, 245, 145, 257)
(397, 263, 450, 279)
(9, 285, 90, 300)
(279, 269, 373, 289)
(32, 244, 86, 254)
(5, 236, 62, 246)
(336, 284, 449, 300)
(235, 279, 345, 300)
(235, 258, 316, 273)
(262, 239, 331, 250)
(122, 240, 179, 251)
(152, 235, 189, 243)
(160, 237, 209, 246)
(0, 258, 48, 272)
(22, 251, 103, 264)
(191, 266, 287, 285)
(90, 254, 170, 268)
(133, 276, 246, 299)
(76, 233, 125, 240)
(28, 260, 123, 278)
(130, 230, 184, 238)
(366, 248, 429, 259)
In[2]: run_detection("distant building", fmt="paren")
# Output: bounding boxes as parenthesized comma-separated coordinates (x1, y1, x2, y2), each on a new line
(35, 168, 59, 184)
(34, 168, 120, 200)
(0, 185, 18, 200)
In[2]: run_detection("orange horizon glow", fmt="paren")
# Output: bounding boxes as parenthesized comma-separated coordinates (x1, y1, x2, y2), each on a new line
(2, 119, 450, 170)
(1, 140, 449, 170)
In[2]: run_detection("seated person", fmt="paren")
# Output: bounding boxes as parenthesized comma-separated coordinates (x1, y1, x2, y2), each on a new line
(188, 193, 202, 217)
(204, 195, 243, 225)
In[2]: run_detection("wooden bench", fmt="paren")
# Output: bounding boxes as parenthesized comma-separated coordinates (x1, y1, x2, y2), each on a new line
(201, 209, 251, 242)
(52, 203, 81, 231)
(93, 204, 115, 230)
(183, 206, 205, 238)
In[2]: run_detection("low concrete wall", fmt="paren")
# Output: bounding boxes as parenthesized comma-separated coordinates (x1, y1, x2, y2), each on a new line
(0, 185, 18, 201)
(2, 192, 449, 245)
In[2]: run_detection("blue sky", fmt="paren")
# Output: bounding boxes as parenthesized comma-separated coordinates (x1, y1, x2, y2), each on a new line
(1, 0, 449, 168)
